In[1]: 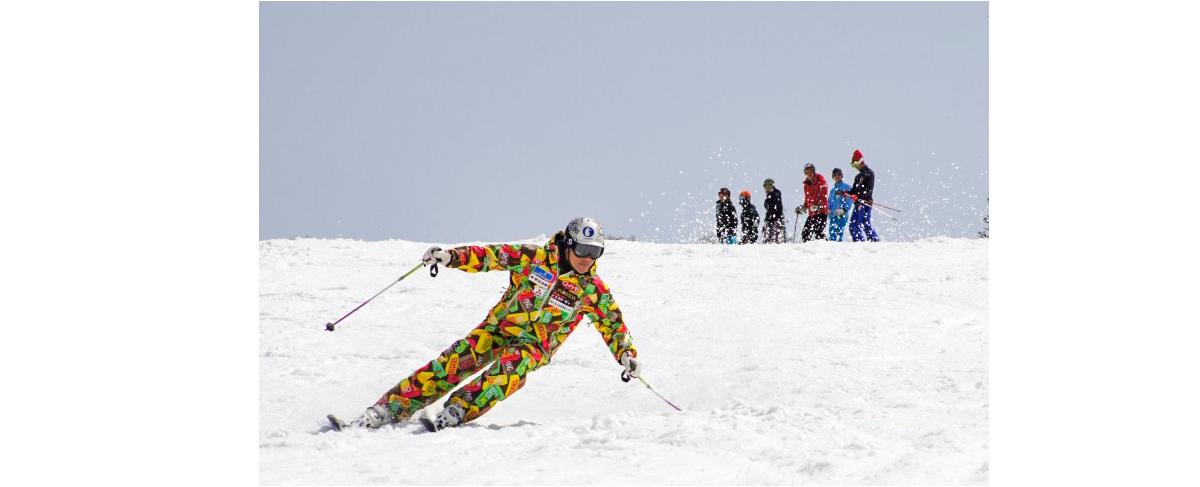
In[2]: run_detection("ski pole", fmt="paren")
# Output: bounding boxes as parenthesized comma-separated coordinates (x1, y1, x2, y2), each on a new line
(844, 193, 898, 221)
(324, 262, 435, 331)
(637, 376, 682, 411)
(859, 200, 898, 221)
(792, 209, 801, 243)
(868, 201, 901, 212)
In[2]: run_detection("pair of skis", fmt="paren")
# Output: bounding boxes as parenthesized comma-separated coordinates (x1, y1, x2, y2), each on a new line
(326, 376, 680, 434)
(326, 413, 443, 433)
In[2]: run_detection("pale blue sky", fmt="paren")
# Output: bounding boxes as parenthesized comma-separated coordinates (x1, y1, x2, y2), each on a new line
(261, 1, 988, 243)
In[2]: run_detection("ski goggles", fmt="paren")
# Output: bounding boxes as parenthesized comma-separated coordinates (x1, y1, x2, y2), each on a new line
(571, 242, 605, 260)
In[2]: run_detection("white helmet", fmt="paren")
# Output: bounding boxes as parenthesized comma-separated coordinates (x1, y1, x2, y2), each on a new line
(565, 217, 605, 259)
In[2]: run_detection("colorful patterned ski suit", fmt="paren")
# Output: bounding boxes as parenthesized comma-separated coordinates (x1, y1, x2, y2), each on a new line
(372, 233, 637, 425)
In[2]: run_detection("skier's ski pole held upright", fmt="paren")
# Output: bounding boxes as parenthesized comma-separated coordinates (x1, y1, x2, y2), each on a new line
(332, 217, 641, 432)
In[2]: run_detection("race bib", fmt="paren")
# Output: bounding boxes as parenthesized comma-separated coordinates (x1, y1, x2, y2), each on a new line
(547, 289, 577, 313)
(529, 266, 554, 288)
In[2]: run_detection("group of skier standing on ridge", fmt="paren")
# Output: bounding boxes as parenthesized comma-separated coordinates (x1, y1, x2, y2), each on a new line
(717, 149, 881, 244)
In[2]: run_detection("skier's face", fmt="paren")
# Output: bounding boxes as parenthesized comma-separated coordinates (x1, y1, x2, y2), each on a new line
(833, 173, 842, 183)
(804, 168, 814, 180)
(567, 248, 595, 274)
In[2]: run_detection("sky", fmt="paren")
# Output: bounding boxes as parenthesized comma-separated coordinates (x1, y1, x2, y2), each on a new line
(261, 1, 989, 243)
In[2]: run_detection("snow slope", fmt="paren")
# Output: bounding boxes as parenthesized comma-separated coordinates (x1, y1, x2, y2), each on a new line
(259, 237, 988, 485)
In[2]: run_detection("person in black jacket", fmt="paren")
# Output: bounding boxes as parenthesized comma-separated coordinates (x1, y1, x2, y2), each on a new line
(839, 150, 880, 242)
(761, 178, 786, 243)
(738, 191, 759, 244)
(715, 188, 738, 244)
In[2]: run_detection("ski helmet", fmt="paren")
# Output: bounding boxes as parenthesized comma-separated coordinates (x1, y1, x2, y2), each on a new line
(739, 190, 752, 203)
(832, 167, 843, 177)
(565, 217, 605, 259)
(763, 178, 775, 187)
(719, 187, 730, 196)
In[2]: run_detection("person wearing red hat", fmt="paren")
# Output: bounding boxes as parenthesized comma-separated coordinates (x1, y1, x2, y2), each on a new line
(838, 150, 880, 242)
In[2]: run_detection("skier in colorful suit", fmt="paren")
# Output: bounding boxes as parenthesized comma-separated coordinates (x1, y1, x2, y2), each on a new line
(332, 217, 641, 432)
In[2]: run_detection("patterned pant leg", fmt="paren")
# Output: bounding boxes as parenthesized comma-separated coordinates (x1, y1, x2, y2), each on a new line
(373, 321, 504, 422)
(442, 341, 548, 425)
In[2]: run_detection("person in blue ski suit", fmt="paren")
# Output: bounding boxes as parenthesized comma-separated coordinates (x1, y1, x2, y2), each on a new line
(827, 167, 853, 241)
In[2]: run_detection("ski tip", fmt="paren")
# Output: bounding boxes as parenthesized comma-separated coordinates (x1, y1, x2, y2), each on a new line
(418, 417, 438, 433)
(327, 414, 345, 432)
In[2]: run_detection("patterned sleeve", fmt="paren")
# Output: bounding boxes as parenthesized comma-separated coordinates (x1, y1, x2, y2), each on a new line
(581, 276, 637, 362)
(446, 243, 546, 273)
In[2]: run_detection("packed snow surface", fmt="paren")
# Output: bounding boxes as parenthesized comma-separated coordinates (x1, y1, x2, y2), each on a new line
(260, 237, 988, 485)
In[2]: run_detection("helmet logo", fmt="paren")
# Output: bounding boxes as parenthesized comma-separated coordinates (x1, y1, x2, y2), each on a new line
(583, 227, 595, 238)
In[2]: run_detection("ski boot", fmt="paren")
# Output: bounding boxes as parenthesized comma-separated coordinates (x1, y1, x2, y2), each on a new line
(327, 404, 392, 432)
(419, 403, 464, 433)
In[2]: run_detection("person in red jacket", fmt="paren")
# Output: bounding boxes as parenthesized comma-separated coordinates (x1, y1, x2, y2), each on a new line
(794, 163, 829, 242)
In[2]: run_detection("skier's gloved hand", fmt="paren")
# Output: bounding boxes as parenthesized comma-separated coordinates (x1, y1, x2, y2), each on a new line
(620, 352, 640, 382)
(810, 205, 819, 212)
(794, 206, 803, 214)
(422, 246, 451, 266)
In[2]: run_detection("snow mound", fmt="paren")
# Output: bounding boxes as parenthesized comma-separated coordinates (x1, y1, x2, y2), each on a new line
(260, 237, 988, 484)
